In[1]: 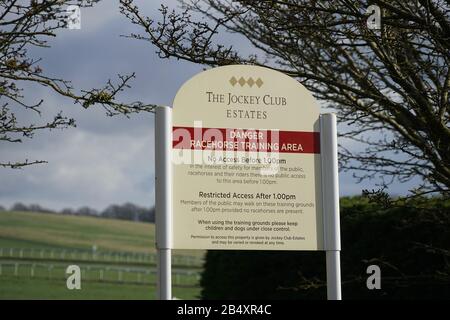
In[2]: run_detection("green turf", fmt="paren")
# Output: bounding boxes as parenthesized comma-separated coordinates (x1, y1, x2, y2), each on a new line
(0, 237, 70, 250)
(0, 211, 155, 253)
(0, 263, 200, 287)
(0, 211, 203, 257)
(0, 276, 200, 300)
(0, 211, 204, 300)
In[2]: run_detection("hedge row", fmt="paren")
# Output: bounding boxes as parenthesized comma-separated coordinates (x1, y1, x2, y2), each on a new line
(200, 197, 450, 299)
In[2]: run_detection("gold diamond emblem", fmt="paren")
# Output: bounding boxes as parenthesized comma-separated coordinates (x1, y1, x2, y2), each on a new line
(247, 77, 255, 87)
(255, 78, 263, 88)
(229, 76, 237, 86)
(238, 77, 246, 86)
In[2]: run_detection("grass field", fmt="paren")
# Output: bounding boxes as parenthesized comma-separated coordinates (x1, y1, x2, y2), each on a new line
(0, 211, 154, 253)
(0, 211, 203, 299)
(0, 211, 203, 257)
(0, 276, 200, 300)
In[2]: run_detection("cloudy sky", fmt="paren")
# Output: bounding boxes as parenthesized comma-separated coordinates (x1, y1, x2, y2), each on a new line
(0, 1, 418, 211)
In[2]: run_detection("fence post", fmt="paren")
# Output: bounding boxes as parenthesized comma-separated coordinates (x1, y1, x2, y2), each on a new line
(14, 263, 18, 276)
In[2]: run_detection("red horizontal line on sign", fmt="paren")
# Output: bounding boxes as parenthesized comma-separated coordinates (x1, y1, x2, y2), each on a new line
(172, 127, 320, 154)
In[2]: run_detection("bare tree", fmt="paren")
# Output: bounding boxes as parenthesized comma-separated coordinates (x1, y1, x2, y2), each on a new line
(1, 0, 156, 168)
(120, 0, 450, 196)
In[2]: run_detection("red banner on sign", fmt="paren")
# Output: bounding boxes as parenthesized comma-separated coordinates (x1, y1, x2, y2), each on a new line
(172, 127, 320, 154)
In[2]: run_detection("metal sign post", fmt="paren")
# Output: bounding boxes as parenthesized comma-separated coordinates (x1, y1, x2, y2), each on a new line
(320, 113, 342, 300)
(155, 106, 173, 300)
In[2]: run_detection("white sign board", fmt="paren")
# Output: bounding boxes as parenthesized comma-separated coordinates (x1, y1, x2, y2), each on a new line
(171, 65, 324, 250)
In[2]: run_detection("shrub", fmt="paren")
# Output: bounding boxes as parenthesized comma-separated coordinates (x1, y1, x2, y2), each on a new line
(200, 197, 450, 299)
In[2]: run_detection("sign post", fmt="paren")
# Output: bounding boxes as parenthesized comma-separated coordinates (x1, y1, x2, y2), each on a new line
(320, 113, 341, 300)
(155, 106, 173, 300)
(155, 65, 341, 300)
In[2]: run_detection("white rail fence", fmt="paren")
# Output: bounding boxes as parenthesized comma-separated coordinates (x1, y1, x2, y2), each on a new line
(0, 248, 203, 267)
(0, 262, 201, 287)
